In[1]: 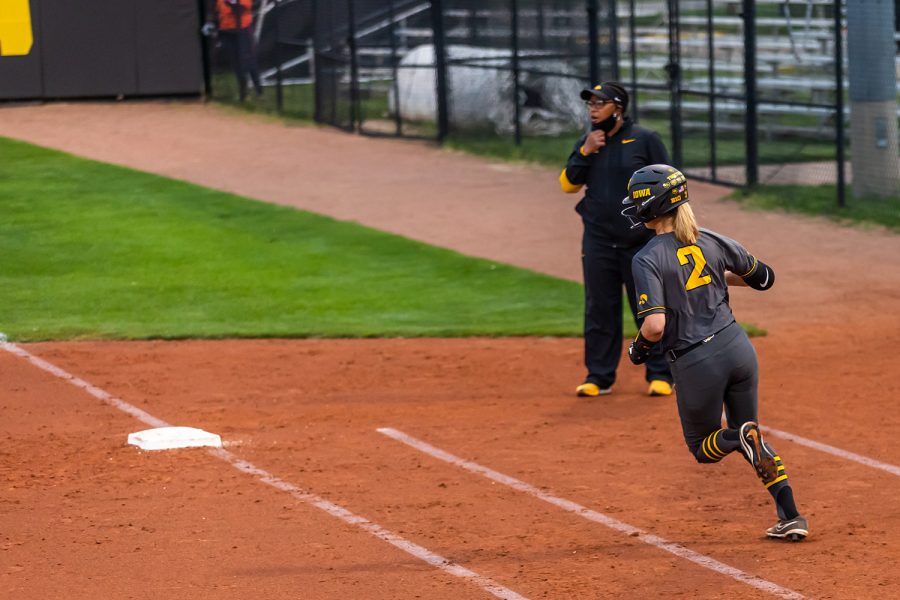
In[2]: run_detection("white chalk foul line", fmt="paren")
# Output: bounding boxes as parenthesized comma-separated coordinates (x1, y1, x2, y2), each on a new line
(762, 426, 900, 478)
(2, 342, 171, 429)
(207, 447, 528, 600)
(1, 343, 527, 600)
(377, 427, 804, 600)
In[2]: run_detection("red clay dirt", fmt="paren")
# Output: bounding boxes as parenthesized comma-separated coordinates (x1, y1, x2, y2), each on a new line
(1, 101, 900, 599)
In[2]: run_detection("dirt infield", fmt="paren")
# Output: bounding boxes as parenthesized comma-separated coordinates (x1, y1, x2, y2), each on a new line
(2, 101, 900, 598)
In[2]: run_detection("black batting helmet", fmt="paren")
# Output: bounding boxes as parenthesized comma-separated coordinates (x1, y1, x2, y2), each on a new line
(620, 164, 690, 229)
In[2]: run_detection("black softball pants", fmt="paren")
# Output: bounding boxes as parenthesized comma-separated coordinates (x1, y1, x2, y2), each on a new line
(581, 231, 670, 388)
(668, 321, 758, 454)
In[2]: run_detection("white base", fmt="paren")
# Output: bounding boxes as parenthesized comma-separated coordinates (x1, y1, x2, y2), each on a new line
(127, 426, 222, 451)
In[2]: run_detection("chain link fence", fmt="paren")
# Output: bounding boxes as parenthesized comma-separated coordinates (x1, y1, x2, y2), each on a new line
(204, 0, 900, 205)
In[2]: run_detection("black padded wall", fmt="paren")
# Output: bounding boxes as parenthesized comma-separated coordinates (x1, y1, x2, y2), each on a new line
(0, 0, 203, 100)
(0, 0, 43, 99)
(39, 0, 139, 97)
(135, 0, 204, 95)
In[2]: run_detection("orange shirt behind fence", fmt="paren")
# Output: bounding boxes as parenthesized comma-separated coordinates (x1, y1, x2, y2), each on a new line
(216, 0, 253, 30)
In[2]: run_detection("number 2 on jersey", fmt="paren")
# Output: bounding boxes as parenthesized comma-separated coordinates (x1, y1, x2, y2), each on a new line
(676, 245, 712, 291)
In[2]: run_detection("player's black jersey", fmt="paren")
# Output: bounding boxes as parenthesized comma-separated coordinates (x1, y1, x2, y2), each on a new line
(631, 228, 759, 352)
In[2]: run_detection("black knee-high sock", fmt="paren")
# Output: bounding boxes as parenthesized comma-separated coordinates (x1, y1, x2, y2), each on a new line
(695, 428, 742, 463)
(763, 445, 799, 520)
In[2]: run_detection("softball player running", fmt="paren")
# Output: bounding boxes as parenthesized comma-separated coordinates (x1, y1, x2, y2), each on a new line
(621, 164, 808, 541)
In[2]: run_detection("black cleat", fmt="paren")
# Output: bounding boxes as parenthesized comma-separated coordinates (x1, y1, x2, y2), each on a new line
(767, 516, 809, 541)
(739, 421, 779, 483)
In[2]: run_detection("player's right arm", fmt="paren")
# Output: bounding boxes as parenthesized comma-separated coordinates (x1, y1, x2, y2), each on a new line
(728, 259, 774, 290)
(559, 135, 590, 193)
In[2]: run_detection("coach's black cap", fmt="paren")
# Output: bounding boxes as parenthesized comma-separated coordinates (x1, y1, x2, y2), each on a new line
(580, 81, 629, 111)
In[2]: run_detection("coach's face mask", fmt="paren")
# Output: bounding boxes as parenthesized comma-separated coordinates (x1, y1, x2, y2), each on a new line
(593, 112, 620, 134)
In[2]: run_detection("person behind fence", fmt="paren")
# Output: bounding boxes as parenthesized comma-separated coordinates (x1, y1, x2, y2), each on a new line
(559, 81, 673, 398)
(208, 0, 263, 101)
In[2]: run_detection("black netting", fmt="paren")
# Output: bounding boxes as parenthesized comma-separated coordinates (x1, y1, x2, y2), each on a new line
(203, 0, 897, 204)
(354, 0, 438, 137)
(313, 0, 354, 130)
(439, 0, 617, 145)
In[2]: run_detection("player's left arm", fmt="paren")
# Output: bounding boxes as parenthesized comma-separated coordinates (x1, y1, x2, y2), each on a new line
(629, 255, 666, 365)
(640, 313, 666, 341)
(630, 314, 665, 365)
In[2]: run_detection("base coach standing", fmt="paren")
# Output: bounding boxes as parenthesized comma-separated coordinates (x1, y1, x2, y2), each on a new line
(559, 82, 673, 397)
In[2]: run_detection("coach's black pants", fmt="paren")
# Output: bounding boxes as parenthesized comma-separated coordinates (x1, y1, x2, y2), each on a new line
(581, 231, 670, 388)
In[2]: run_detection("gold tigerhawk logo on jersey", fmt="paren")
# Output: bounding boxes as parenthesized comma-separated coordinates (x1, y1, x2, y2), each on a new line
(632, 188, 651, 199)
(639, 294, 648, 305)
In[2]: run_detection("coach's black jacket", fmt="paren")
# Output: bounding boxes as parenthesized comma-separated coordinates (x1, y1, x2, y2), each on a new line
(561, 117, 670, 247)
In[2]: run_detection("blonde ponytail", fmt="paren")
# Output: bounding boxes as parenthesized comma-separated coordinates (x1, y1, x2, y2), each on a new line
(673, 203, 699, 245)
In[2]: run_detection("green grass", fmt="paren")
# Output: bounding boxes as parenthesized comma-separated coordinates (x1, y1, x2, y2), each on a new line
(210, 74, 402, 133)
(444, 119, 839, 170)
(211, 72, 317, 121)
(444, 129, 579, 168)
(0, 136, 590, 342)
(729, 185, 900, 232)
(639, 116, 840, 166)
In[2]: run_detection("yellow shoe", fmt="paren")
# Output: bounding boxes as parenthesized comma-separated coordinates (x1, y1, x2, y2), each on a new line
(576, 383, 612, 397)
(648, 380, 673, 396)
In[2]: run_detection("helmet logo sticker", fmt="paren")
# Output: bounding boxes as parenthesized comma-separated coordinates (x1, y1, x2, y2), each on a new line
(639, 294, 648, 305)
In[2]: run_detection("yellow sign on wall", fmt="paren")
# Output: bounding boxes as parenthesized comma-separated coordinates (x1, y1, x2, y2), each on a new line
(0, 0, 34, 56)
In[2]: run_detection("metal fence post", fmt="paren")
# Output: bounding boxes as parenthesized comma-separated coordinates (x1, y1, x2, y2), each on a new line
(609, 0, 620, 80)
(273, 0, 283, 113)
(347, 0, 360, 132)
(834, 0, 846, 207)
(430, 0, 449, 141)
(312, 0, 322, 123)
(846, 0, 900, 199)
(628, 0, 638, 119)
(587, 0, 599, 84)
(706, 0, 717, 180)
(388, 0, 403, 136)
(511, 0, 522, 145)
(198, 0, 212, 98)
(666, 0, 683, 168)
(742, 0, 758, 187)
